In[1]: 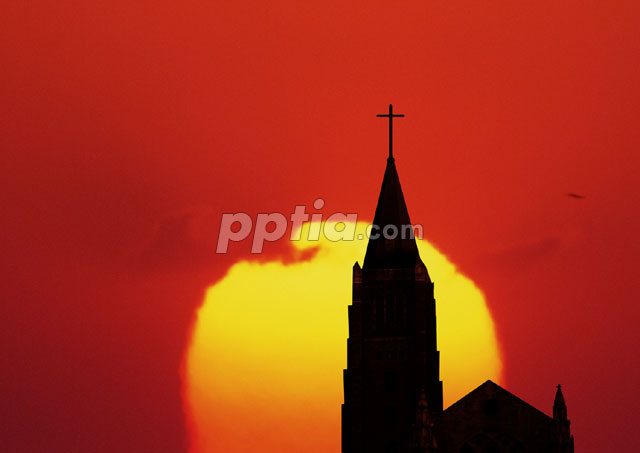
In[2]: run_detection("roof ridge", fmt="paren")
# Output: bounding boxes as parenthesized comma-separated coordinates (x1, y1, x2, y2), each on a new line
(443, 380, 554, 421)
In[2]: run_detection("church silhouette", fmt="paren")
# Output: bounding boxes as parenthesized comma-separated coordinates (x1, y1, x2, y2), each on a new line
(341, 105, 575, 453)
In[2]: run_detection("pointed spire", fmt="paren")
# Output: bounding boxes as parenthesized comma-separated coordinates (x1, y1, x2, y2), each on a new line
(362, 156, 420, 269)
(554, 384, 568, 421)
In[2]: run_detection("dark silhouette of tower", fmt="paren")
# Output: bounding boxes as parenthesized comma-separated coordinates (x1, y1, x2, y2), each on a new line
(341, 106, 575, 452)
(341, 105, 443, 453)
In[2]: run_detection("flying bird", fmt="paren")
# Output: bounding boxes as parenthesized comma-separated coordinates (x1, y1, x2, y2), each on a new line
(566, 192, 586, 199)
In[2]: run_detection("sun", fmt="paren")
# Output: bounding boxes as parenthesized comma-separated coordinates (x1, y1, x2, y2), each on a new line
(184, 222, 502, 453)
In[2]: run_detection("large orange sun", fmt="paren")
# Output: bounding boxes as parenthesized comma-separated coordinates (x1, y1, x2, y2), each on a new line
(184, 222, 502, 453)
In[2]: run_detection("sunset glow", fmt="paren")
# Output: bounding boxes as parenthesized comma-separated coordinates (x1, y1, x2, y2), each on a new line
(185, 222, 502, 452)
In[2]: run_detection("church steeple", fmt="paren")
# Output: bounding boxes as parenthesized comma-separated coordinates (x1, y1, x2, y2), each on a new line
(363, 105, 420, 270)
(342, 106, 442, 453)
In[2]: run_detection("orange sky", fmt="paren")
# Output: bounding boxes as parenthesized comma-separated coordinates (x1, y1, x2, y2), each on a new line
(2, 1, 640, 452)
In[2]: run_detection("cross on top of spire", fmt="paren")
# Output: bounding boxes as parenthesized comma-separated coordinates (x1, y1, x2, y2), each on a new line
(377, 104, 404, 160)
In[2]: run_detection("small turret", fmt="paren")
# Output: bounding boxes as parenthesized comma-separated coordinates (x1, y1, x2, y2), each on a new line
(553, 385, 567, 421)
(352, 261, 362, 303)
(553, 385, 574, 452)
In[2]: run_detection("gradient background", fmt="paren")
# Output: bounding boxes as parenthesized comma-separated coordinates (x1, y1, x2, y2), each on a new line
(2, 1, 639, 452)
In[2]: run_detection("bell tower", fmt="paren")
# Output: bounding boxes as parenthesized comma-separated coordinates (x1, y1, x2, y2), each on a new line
(342, 106, 443, 453)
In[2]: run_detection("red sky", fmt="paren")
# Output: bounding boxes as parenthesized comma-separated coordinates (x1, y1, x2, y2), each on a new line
(2, 1, 639, 451)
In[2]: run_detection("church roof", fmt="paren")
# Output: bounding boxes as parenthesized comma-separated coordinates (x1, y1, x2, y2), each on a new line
(436, 380, 564, 452)
(363, 156, 420, 270)
(443, 380, 553, 422)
